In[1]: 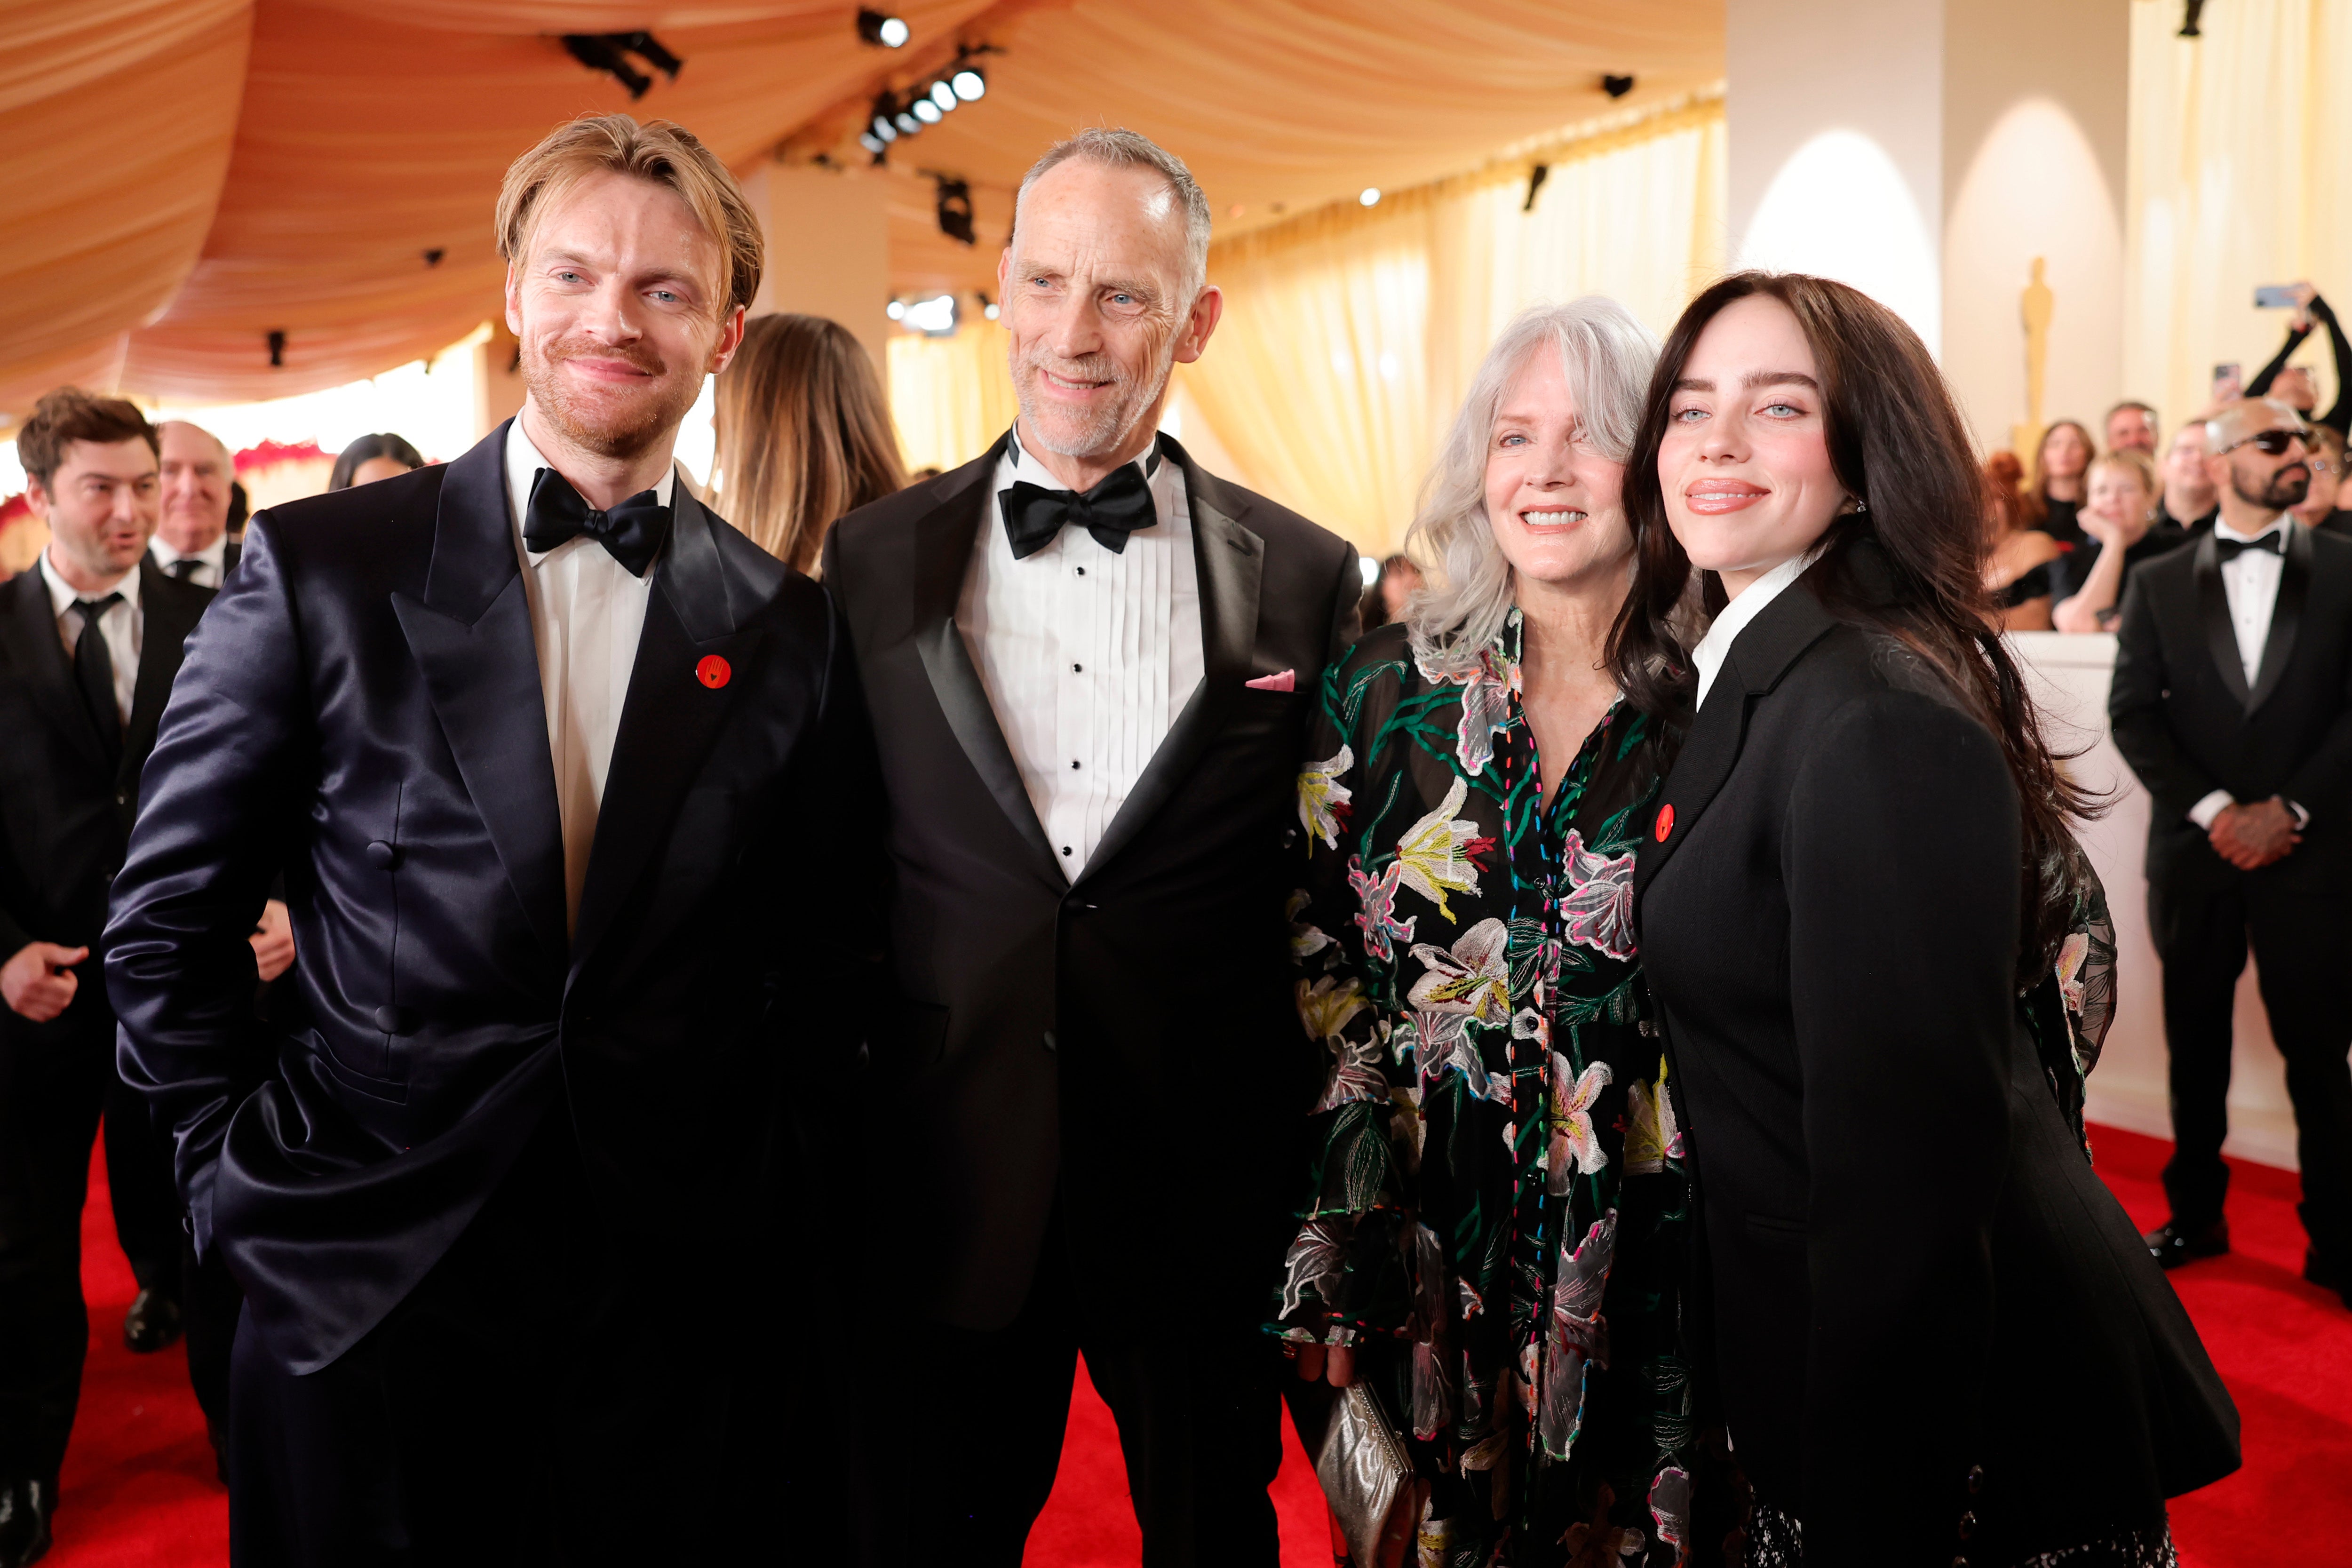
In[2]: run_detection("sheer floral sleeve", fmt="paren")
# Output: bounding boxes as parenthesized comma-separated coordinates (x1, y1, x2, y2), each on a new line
(2029, 845, 2118, 1155)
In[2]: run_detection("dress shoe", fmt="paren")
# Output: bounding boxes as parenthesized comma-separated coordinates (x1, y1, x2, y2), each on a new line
(2145, 1218, 2229, 1269)
(2305, 1249, 2352, 1309)
(0, 1476, 54, 1568)
(122, 1288, 183, 1353)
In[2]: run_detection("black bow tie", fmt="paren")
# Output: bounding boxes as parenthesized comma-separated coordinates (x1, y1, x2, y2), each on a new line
(523, 468, 671, 577)
(2216, 531, 2285, 563)
(999, 445, 1162, 561)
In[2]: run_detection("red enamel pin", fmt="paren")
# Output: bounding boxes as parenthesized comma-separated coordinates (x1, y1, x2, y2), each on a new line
(1655, 804, 1675, 842)
(696, 655, 731, 689)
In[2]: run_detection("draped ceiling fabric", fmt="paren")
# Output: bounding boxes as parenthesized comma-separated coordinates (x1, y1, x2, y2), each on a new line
(2124, 0, 2352, 432)
(3, 1, 1723, 420)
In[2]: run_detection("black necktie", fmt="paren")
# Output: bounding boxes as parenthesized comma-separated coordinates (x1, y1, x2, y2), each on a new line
(2216, 531, 2284, 563)
(998, 447, 1162, 560)
(72, 594, 123, 770)
(522, 468, 672, 577)
(167, 557, 200, 581)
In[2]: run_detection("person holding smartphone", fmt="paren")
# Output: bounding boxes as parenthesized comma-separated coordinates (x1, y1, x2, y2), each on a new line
(2249, 282, 2351, 437)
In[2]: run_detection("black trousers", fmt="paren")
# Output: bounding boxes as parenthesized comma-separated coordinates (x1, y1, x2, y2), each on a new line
(2151, 870, 2352, 1259)
(103, 1073, 185, 1297)
(0, 993, 111, 1485)
(855, 1207, 1285, 1568)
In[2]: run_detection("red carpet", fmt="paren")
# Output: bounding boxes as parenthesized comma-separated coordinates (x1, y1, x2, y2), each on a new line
(45, 1126, 2351, 1567)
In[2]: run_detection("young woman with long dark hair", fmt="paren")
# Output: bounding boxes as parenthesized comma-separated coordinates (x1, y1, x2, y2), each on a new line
(1609, 272, 2239, 1568)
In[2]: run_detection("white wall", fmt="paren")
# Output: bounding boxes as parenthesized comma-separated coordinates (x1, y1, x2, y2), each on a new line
(740, 164, 892, 381)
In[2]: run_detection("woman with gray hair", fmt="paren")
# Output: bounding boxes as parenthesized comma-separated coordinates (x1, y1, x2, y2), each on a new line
(1274, 298, 1705, 1566)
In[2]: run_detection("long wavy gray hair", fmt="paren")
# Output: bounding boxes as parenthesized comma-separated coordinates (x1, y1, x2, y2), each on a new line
(1404, 297, 1661, 676)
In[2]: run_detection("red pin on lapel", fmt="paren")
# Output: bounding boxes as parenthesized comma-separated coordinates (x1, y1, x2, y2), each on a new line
(696, 654, 731, 689)
(1654, 804, 1675, 842)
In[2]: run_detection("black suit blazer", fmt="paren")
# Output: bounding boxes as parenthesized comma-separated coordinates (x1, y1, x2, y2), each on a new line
(1635, 563, 2237, 1566)
(2109, 523, 2352, 893)
(107, 422, 872, 1375)
(0, 559, 211, 988)
(822, 433, 1360, 1331)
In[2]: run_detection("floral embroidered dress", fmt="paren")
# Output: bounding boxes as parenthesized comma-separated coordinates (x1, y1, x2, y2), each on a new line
(1273, 614, 1696, 1568)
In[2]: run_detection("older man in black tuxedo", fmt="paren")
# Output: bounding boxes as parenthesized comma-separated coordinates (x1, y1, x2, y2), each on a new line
(826, 128, 1359, 1568)
(109, 114, 872, 1564)
(2110, 397, 2352, 1308)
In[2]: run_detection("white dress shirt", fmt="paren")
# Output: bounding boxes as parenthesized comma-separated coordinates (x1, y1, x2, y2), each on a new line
(150, 533, 229, 589)
(1691, 545, 1825, 709)
(958, 426, 1202, 880)
(503, 421, 667, 932)
(2188, 515, 2302, 830)
(39, 547, 141, 723)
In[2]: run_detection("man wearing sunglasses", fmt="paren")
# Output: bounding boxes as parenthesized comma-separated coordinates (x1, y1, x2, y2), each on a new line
(2110, 397, 2352, 1310)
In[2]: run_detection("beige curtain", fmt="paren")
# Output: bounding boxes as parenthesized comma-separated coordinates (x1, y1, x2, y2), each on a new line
(1182, 96, 1725, 555)
(2125, 0, 2352, 430)
(888, 318, 1020, 475)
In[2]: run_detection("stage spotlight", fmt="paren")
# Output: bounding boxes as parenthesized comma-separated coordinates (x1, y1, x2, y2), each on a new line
(930, 80, 958, 111)
(913, 96, 942, 124)
(857, 9, 909, 48)
(977, 291, 998, 321)
(896, 111, 922, 135)
(905, 294, 958, 335)
(1602, 73, 1634, 98)
(1359, 187, 1381, 207)
(859, 131, 886, 154)
(870, 95, 899, 141)
(886, 300, 906, 321)
(611, 31, 682, 79)
(934, 176, 976, 245)
(951, 66, 986, 101)
(559, 32, 683, 99)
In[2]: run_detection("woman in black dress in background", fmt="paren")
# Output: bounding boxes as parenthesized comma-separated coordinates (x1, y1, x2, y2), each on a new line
(1609, 273, 2239, 1568)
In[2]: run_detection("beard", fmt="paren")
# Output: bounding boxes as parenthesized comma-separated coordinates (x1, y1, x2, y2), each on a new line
(1012, 337, 1176, 460)
(521, 332, 702, 461)
(2237, 462, 2311, 511)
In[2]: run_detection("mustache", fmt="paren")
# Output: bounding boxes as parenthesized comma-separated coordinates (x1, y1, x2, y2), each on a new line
(541, 335, 667, 378)
(1017, 347, 1127, 390)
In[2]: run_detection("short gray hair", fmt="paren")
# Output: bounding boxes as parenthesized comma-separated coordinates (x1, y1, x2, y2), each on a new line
(1404, 298, 1661, 676)
(1014, 127, 1212, 297)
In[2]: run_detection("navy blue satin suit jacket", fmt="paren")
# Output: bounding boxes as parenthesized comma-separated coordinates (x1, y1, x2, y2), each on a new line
(106, 422, 874, 1374)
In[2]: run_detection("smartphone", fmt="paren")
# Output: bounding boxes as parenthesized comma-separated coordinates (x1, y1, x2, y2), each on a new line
(2213, 362, 2243, 399)
(2255, 285, 2301, 309)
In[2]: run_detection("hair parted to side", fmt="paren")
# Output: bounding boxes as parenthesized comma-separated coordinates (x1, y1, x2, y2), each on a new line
(496, 114, 764, 318)
(711, 313, 906, 573)
(1606, 271, 2100, 980)
(1403, 297, 1661, 678)
(1016, 127, 1212, 296)
(17, 386, 158, 489)
(2023, 416, 2096, 528)
(329, 431, 426, 492)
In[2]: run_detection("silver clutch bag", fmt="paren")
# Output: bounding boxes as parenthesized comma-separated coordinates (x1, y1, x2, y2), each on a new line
(1286, 1377, 1415, 1565)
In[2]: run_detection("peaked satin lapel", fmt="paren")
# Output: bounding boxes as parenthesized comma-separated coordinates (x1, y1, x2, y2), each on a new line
(0, 569, 106, 774)
(2246, 523, 2310, 715)
(1077, 441, 1261, 885)
(390, 422, 569, 966)
(121, 561, 207, 790)
(570, 486, 765, 976)
(1635, 575, 1837, 909)
(909, 436, 1065, 885)
(2190, 532, 2252, 708)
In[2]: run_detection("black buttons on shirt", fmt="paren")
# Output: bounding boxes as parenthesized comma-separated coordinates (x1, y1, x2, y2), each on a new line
(1070, 759, 1081, 770)
(1061, 845, 1073, 857)
(365, 839, 401, 869)
(1074, 566, 1086, 576)
(1071, 662, 1082, 673)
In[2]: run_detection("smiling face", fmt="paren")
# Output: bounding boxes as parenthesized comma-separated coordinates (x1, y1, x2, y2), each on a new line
(505, 169, 743, 462)
(998, 158, 1220, 471)
(30, 438, 159, 586)
(1659, 294, 1849, 597)
(2084, 458, 2154, 539)
(157, 422, 231, 553)
(2106, 406, 2155, 455)
(1482, 343, 1631, 595)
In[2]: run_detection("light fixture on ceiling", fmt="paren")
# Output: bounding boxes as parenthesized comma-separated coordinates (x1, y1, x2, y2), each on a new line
(951, 66, 986, 101)
(857, 9, 909, 48)
(902, 294, 958, 335)
(1359, 187, 1381, 207)
(912, 96, 942, 124)
(932, 175, 976, 246)
(560, 32, 684, 100)
(886, 300, 906, 321)
(1601, 73, 1635, 99)
(2178, 0, 2206, 36)
(929, 80, 959, 112)
(978, 291, 999, 321)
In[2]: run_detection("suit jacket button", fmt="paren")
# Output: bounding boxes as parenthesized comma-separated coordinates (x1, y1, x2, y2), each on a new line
(115, 790, 128, 806)
(1041, 1030, 1057, 1053)
(365, 840, 400, 869)
(1967, 1465, 1985, 1494)
(1957, 1511, 1977, 1539)
(373, 1005, 414, 1035)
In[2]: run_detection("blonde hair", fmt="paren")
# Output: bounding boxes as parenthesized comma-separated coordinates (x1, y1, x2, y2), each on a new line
(1402, 298, 1660, 675)
(496, 114, 763, 318)
(2088, 445, 2158, 501)
(711, 314, 906, 572)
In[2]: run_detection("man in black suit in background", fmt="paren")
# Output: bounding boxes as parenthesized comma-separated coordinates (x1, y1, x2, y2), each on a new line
(151, 422, 245, 589)
(0, 389, 214, 1566)
(826, 128, 1360, 1567)
(109, 113, 871, 1564)
(2110, 397, 2352, 1307)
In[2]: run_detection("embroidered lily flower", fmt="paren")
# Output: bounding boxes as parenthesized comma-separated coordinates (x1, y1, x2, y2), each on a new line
(1313, 1032, 1389, 1113)
(1407, 917, 1513, 1028)
(1279, 1220, 1347, 1318)
(1287, 889, 1331, 960)
(1297, 974, 1370, 1043)
(2056, 930, 2090, 1015)
(1622, 1063, 1684, 1176)
(1415, 633, 1523, 778)
(1557, 829, 1638, 960)
(1348, 856, 1415, 963)
(1393, 778, 1483, 920)
(1547, 1052, 1614, 1191)
(1539, 1209, 1618, 1459)
(1297, 745, 1353, 850)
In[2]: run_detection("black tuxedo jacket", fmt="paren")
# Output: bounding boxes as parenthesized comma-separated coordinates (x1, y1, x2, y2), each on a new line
(822, 433, 1360, 1331)
(107, 422, 872, 1375)
(2109, 523, 2352, 894)
(1635, 562, 2237, 1566)
(0, 559, 211, 1002)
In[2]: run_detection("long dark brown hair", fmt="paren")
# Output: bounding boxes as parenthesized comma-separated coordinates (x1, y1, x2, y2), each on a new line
(711, 313, 906, 573)
(1607, 271, 2098, 975)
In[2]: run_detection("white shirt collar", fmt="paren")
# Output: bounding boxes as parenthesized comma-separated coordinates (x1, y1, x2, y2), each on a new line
(504, 415, 676, 563)
(1000, 423, 1162, 493)
(39, 545, 141, 620)
(150, 532, 227, 571)
(1691, 543, 1825, 709)
(2212, 512, 2294, 546)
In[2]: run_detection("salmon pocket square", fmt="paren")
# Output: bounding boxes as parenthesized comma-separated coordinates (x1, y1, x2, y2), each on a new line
(1244, 669, 1296, 692)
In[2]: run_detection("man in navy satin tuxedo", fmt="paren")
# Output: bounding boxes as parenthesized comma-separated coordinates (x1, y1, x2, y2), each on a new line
(106, 114, 874, 1565)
